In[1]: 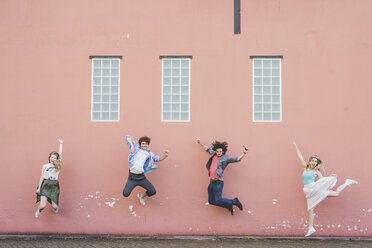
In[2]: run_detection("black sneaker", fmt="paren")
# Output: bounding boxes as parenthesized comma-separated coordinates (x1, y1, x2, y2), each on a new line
(228, 206, 234, 216)
(234, 197, 243, 211)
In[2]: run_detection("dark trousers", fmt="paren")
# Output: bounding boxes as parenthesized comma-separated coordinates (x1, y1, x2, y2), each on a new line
(123, 172, 156, 197)
(208, 180, 236, 210)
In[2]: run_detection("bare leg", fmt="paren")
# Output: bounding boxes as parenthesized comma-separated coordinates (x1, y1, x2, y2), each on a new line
(38, 196, 48, 212)
(308, 208, 314, 227)
(51, 201, 58, 213)
(327, 183, 348, 197)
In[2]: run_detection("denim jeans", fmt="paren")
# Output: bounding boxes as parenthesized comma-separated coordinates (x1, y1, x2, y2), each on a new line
(208, 180, 237, 210)
(123, 172, 156, 197)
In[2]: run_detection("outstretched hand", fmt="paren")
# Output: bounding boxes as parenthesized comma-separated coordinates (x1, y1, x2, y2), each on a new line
(59, 139, 64, 144)
(164, 150, 169, 156)
(196, 139, 201, 144)
(243, 145, 248, 153)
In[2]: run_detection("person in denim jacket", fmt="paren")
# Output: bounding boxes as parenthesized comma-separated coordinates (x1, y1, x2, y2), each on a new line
(124, 135, 169, 206)
(197, 139, 248, 215)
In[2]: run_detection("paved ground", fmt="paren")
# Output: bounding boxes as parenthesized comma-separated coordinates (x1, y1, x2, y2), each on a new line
(0, 237, 372, 248)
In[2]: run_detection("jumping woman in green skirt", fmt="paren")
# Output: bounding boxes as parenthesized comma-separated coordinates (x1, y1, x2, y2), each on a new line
(35, 139, 63, 218)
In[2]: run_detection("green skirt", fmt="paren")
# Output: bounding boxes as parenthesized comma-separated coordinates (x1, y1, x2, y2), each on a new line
(36, 179, 60, 205)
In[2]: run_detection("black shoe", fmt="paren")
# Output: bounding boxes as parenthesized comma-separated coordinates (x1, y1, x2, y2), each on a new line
(235, 197, 243, 211)
(228, 206, 234, 216)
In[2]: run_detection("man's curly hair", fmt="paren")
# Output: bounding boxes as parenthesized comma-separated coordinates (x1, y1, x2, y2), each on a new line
(211, 141, 228, 154)
(139, 136, 151, 145)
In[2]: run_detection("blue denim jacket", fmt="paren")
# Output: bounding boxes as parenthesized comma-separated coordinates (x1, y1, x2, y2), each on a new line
(205, 147, 239, 178)
(125, 135, 160, 175)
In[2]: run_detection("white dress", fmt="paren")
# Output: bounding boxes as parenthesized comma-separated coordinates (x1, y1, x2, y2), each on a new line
(303, 176, 337, 211)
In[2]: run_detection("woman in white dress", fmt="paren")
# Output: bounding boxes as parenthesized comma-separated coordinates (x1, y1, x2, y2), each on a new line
(293, 142, 358, 237)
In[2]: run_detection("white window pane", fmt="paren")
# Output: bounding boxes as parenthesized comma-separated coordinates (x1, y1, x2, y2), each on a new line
(263, 86, 271, 94)
(172, 69, 180, 77)
(111, 77, 119, 85)
(263, 113, 271, 120)
(163, 60, 171, 67)
(181, 95, 188, 103)
(254, 95, 262, 103)
(111, 69, 119, 76)
(111, 60, 119, 68)
(93, 60, 102, 68)
(272, 69, 280, 76)
(93, 77, 101, 85)
(102, 60, 110, 67)
(164, 69, 171, 77)
(254, 69, 262, 76)
(181, 112, 189, 121)
(93, 95, 101, 102)
(172, 95, 180, 102)
(254, 104, 262, 111)
(181, 69, 189, 76)
(272, 60, 280, 68)
(163, 104, 171, 111)
(254, 60, 262, 67)
(102, 104, 110, 111)
(272, 95, 280, 103)
(272, 86, 280, 94)
(181, 60, 189, 67)
(263, 60, 271, 68)
(111, 95, 118, 103)
(181, 104, 188, 111)
(172, 104, 180, 111)
(102, 95, 110, 102)
(163, 95, 171, 102)
(163, 77, 171, 85)
(272, 112, 280, 121)
(263, 95, 271, 102)
(263, 77, 270, 85)
(94, 69, 101, 76)
(102, 112, 110, 120)
(163, 86, 171, 94)
(93, 86, 101, 94)
(263, 104, 271, 111)
(254, 77, 262, 85)
(172, 112, 180, 120)
(163, 112, 171, 120)
(263, 69, 271, 76)
(111, 86, 118, 94)
(172, 60, 180, 67)
(181, 86, 189, 94)
(181, 77, 189, 85)
(272, 104, 280, 111)
(111, 112, 118, 120)
(102, 86, 110, 94)
(103, 69, 110, 76)
(172, 78, 180, 86)
(272, 77, 280, 85)
(172, 86, 180, 94)
(254, 86, 262, 94)
(93, 104, 100, 111)
(254, 112, 262, 121)
(111, 104, 118, 111)
(102, 77, 110, 85)
(92, 112, 100, 120)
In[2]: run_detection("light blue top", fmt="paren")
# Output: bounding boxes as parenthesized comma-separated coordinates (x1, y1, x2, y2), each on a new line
(302, 170, 316, 185)
(125, 135, 160, 175)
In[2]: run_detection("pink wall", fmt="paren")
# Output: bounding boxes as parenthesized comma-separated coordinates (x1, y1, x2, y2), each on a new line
(0, 0, 371, 236)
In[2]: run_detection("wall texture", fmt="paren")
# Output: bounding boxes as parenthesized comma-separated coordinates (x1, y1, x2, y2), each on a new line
(0, 0, 371, 236)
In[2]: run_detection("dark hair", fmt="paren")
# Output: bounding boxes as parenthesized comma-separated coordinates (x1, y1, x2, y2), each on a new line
(211, 141, 228, 154)
(138, 136, 151, 145)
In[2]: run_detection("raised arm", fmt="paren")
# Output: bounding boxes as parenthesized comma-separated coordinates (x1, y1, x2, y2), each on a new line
(293, 141, 307, 168)
(237, 145, 248, 161)
(58, 139, 63, 159)
(125, 135, 135, 153)
(158, 150, 169, 162)
(196, 139, 208, 151)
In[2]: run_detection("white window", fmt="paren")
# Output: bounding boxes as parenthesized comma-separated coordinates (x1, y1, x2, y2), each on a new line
(161, 58, 190, 122)
(252, 58, 281, 122)
(91, 58, 120, 121)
